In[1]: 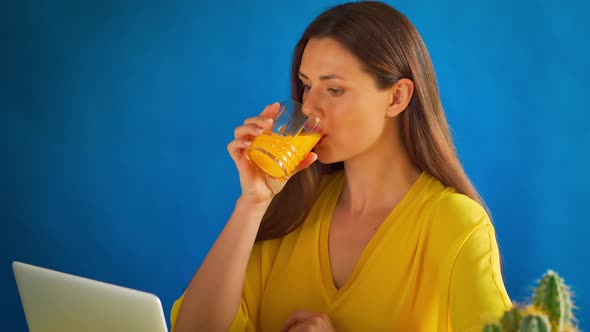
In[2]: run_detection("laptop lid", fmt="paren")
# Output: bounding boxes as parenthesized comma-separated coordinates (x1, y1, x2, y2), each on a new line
(12, 261, 169, 332)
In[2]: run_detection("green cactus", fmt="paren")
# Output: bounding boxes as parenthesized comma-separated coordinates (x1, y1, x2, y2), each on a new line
(501, 307, 524, 332)
(483, 322, 504, 332)
(519, 312, 551, 332)
(481, 270, 578, 332)
(532, 270, 574, 331)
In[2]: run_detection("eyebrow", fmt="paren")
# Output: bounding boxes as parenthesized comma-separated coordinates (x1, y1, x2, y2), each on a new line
(298, 71, 345, 81)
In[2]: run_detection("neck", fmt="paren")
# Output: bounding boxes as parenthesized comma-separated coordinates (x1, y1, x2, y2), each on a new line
(340, 123, 422, 215)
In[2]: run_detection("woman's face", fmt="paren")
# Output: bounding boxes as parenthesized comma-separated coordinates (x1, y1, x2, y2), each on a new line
(299, 37, 396, 164)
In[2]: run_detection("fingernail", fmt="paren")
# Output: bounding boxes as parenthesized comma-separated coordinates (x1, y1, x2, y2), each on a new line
(244, 140, 251, 145)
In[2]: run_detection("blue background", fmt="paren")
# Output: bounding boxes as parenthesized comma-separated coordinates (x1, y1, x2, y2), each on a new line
(1, 0, 588, 330)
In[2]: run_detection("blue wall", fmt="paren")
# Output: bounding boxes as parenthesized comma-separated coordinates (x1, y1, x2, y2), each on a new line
(1, 0, 588, 330)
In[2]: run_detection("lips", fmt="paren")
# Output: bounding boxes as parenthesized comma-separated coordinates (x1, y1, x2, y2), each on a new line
(316, 134, 327, 145)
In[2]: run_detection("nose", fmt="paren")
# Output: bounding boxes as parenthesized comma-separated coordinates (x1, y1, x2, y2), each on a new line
(301, 91, 324, 119)
(301, 103, 316, 118)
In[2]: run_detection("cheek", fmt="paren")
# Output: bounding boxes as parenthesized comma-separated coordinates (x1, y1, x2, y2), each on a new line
(333, 108, 385, 148)
(342, 98, 385, 130)
(323, 94, 386, 138)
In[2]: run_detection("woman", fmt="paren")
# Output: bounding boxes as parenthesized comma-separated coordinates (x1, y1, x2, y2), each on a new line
(171, 1, 511, 331)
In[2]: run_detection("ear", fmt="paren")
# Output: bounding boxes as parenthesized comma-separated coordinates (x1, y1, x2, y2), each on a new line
(386, 78, 414, 118)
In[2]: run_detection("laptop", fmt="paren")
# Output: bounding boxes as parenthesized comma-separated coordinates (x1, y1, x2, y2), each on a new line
(12, 261, 169, 332)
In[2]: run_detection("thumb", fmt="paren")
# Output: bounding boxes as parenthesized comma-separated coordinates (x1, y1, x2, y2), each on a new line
(282, 310, 317, 332)
(292, 152, 318, 175)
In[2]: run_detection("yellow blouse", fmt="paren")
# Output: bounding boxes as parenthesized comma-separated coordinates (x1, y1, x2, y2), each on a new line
(171, 171, 511, 331)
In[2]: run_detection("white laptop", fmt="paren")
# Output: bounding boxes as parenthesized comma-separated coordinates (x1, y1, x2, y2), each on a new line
(12, 261, 169, 332)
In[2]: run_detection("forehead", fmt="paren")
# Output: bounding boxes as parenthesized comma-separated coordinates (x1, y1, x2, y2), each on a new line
(300, 38, 365, 77)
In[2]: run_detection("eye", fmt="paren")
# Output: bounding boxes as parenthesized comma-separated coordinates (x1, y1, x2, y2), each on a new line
(328, 88, 343, 96)
(301, 83, 311, 92)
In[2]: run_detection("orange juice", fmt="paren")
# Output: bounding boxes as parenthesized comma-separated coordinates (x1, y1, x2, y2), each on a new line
(246, 132, 321, 180)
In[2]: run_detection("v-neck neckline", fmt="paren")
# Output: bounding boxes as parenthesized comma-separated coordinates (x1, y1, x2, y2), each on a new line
(318, 171, 427, 304)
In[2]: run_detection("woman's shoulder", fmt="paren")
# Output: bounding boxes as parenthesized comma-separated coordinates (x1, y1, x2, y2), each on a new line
(424, 186, 492, 240)
(416, 178, 497, 267)
(432, 190, 488, 221)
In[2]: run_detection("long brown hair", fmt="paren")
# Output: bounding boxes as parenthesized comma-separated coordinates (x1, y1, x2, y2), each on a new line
(256, 1, 487, 241)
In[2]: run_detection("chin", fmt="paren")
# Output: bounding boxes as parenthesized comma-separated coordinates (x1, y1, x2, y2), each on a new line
(314, 147, 340, 165)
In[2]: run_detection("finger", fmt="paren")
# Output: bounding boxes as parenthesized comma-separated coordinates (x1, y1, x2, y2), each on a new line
(234, 124, 265, 140)
(292, 152, 318, 174)
(244, 116, 274, 130)
(291, 313, 331, 332)
(286, 322, 307, 332)
(227, 139, 252, 162)
(260, 102, 281, 119)
(288, 319, 325, 332)
(241, 104, 279, 134)
(282, 310, 317, 332)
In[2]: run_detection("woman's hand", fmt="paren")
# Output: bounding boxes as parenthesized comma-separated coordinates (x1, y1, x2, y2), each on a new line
(281, 310, 336, 332)
(227, 102, 318, 204)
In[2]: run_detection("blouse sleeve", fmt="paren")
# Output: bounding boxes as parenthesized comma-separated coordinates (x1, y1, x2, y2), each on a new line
(170, 239, 280, 331)
(449, 224, 512, 331)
